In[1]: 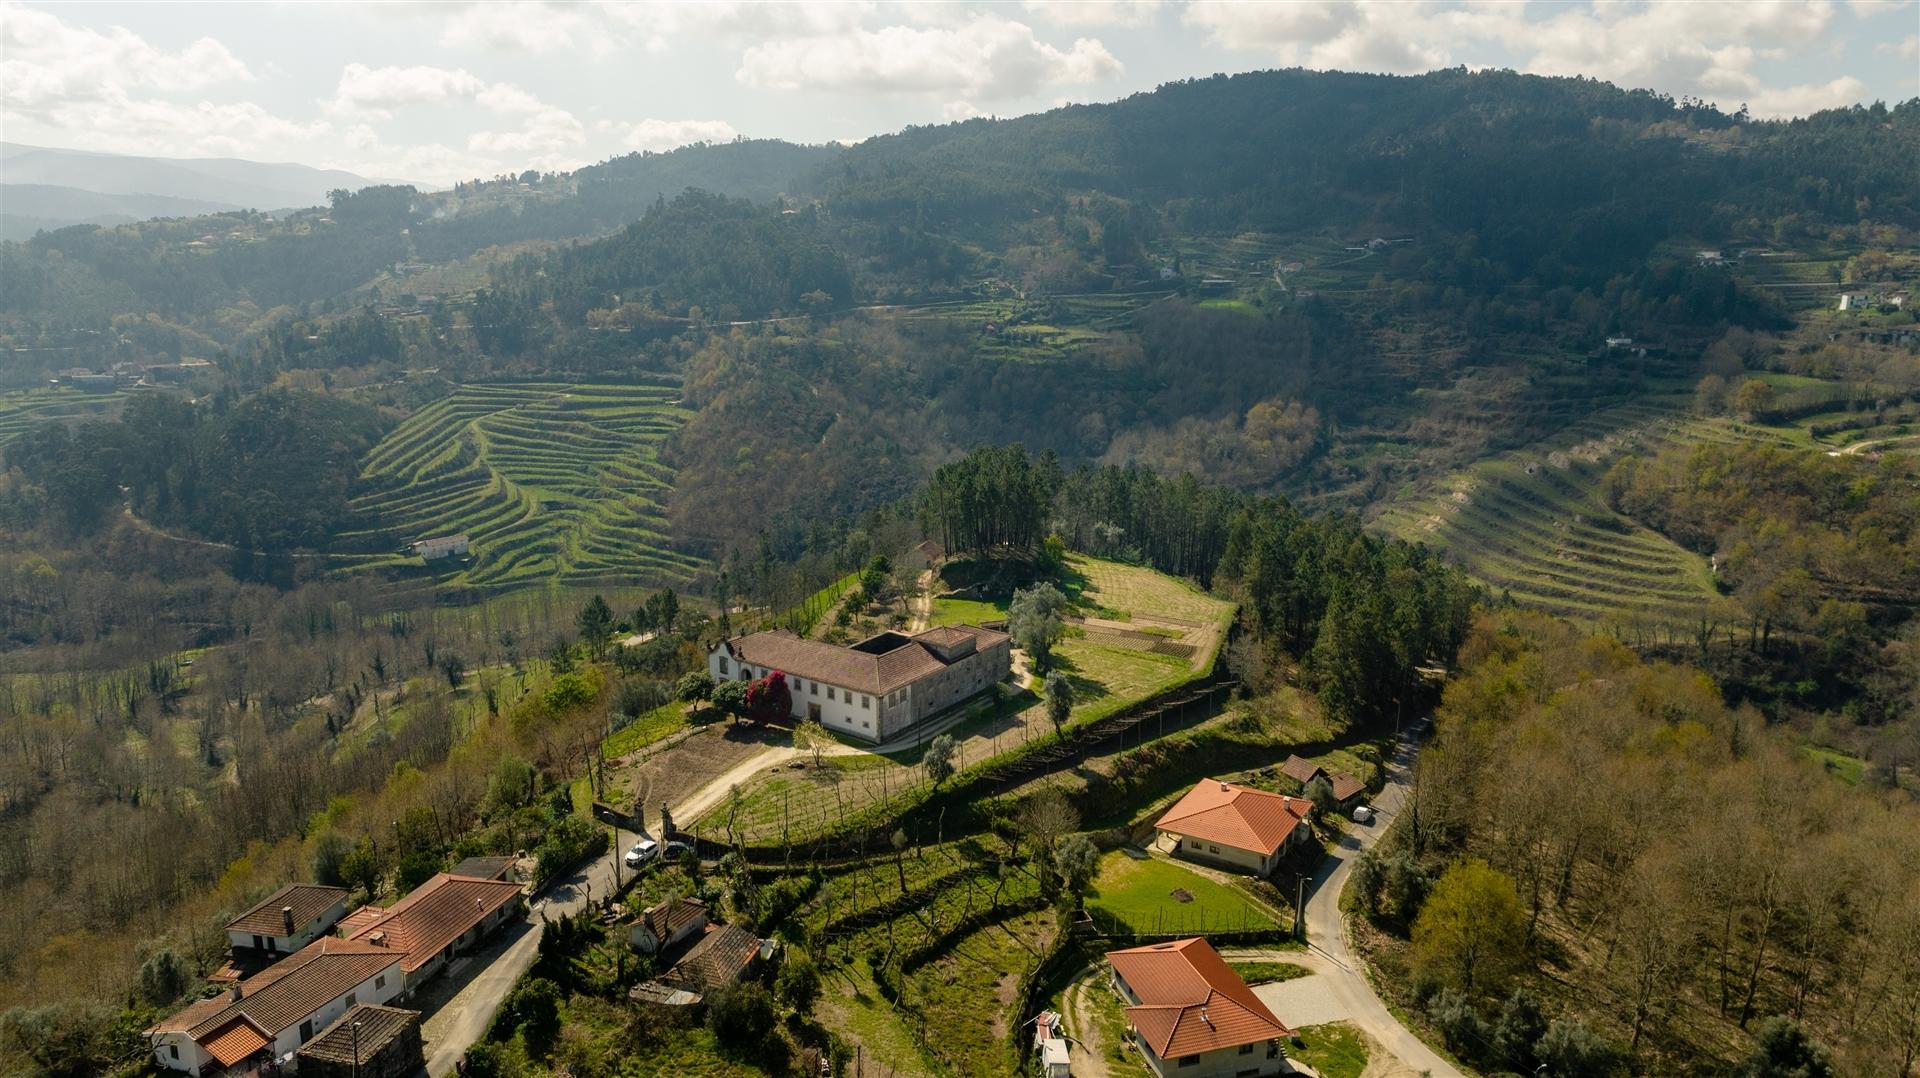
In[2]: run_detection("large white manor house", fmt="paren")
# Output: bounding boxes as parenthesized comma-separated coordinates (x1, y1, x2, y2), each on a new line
(708, 624, 1011, 743)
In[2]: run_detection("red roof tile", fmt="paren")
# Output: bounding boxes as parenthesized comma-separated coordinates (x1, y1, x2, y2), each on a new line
(1154, 779, 1311, 857)
(150, 938, 401, 1042)
(347, 873, 522, 973)
(1329, 773, 1366, 802)
(337, 905, 386, 935)
(199, 1018, 270, 1067)
(661, 923, 762, 991)
(1279, 755, 1324, 785)
(1106, 937, 1291, 1057)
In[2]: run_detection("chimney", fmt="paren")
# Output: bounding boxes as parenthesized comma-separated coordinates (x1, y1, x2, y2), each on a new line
(282, 905, 296, 935)
(1200, 1006, 1211, 1027)
(230, 985, 243, 1002)
(369, 931, 386, 947)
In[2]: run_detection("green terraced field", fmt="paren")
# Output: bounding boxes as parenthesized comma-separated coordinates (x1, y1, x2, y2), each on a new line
(333, 379, 703, 590)
(1372, 397, 1799, 625)
(0, 386, 126, 446)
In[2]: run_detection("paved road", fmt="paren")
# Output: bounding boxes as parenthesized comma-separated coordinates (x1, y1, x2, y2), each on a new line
(421, 823, 646, 1076)
(1294, 721, 1464, 1078)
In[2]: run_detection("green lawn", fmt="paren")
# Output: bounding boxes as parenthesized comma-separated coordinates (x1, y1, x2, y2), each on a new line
(1086, 852, 1279, 936)
(1197, 297, 1261, 315)
(1290, 1022, 1368, 1078)
(931, 597, 1007, 626)
(1228, 960, 1310, 984)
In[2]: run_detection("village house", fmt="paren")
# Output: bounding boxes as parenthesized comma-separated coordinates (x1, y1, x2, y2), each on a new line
(1154, 779, 1313, 877)
(656, 922, 775, 996)
(708, 623, 1011, 743)
(342, 872, 525, 994)
(1278, 755, 1367, 810)
(216, 883, 352, 981)
(1107, 937, 1297, 1078)
(411, 534, 469, 561)
(630, 896, 710, 955)
(147, 938, 405, 1076)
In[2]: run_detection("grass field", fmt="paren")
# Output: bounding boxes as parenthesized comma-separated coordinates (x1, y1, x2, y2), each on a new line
(0, 385, 125, 446)
(1291, 1022, 1369, 1078)
(1085, 851, 1279, 936)
(931, 597, 1007, 626)
(1372, 396, 1801, 626)
(332, 380, 702, 590)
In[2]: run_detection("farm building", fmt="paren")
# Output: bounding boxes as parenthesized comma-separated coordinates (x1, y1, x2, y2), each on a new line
(708, 624, 1010, 743)
(1153, 779, 1313, 877)
(294, 1004, 424, 1078)
(411, 534, 469, 560)
(1107, 937, 1297, 1077)
(1278, 755, 1367, 808)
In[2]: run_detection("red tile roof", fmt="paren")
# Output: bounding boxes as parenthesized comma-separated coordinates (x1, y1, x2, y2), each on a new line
(347, 873, 522, 973)
(1107, 937, 1291, 1058)
(149, 938, 401, 1042)
(661, 923, 762, 991)
(1329, 773, 1366, 802)
(199, 1017, 270, 1067)
(337, 904, 387, 935)
(1279, 755, 1324, 785)
(1154, 779, 1311, 857)
(225, 883, 350, 936)
(719, 624, 1008, 696)
(635, 896, 708, 944)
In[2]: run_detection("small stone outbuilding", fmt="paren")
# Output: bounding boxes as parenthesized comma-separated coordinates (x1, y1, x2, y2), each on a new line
(294, 1004, 423, 1078)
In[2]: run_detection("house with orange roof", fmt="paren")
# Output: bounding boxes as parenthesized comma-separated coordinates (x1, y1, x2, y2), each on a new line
(147, 937, 404, 1076)
(1106, 937, 1298, 1077)
(213, 882, 353, 982)
(1279, 755, 1367, 809)
(344, 872, 525, 993)
(1154, 779, 1313, 877)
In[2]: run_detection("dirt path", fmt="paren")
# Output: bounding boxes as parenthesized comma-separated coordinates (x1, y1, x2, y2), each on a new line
(908, 569, 934, 632)
(1058, 964, 1116, 1078)
(1829, 433, 1920, 456)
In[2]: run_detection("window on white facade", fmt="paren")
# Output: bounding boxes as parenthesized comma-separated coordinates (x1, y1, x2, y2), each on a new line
(376, 975, 386, 989)
(719, 658, 730, 675)
(827, 687, 835, 701)
(300, 1020, 314, 1041)
(169, 1045, 179, 1060)
(810, 681, 819, 695)
(1209, 844, 1220, 854)
(345, 992, 357, 1007)
(1239, 1044, 1255, 1055)
(861, 695, 871, 708)
(1178, 1056, 1199, 1068)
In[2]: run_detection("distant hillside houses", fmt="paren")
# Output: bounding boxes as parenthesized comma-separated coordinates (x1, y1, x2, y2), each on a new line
(1837, 287, 1909, 311)
(709, 623, 1010, 743)
(411, 534, 469, 561)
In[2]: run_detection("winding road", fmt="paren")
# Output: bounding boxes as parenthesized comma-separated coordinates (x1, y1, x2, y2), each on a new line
(1289, 720, 1464, 1078)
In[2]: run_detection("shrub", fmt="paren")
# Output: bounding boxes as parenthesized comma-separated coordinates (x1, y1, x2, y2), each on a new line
(1425, 988, 1487, 1058)
(1535, 1018, 1615, 1078)
(137, 948, 191, 1005)
(776, 951, 822, 1014)
(1411, 858, 1526, 993)
(535, 813, 608, 885)
(396, 849, 444, 893)
(1491, 986, 1547, 1071)
(1741, 1016, 1835, 1078)
(676, 671, 715, 703)
(706, 982, 779, 1061)
(310, 829, 353, 887)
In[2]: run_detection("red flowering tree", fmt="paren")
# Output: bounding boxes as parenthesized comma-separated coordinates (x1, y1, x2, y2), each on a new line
(745, 670, 792, 726)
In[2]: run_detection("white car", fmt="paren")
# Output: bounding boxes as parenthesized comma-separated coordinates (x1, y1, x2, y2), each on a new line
(623, 838, 660, 868)
(1351, 805, 1375, 825)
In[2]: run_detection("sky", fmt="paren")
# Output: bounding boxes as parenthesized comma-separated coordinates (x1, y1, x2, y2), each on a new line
(2, 0, 1916, 187)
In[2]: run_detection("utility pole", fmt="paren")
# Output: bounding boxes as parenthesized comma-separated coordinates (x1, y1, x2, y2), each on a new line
(1294, 875, 1305, 942)
(350, 1018, 362, 1078)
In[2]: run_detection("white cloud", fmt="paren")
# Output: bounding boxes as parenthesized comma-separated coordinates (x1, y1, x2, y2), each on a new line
(738, 15, 1122, 96)
(324, 63, 487, 119)
(1881, 33, 1920, 58)
(0, 0, 251, 115)
(596, 118, 742, 152)
(1846, 0, 1911, 14)
(944, 100, 987, 120)
(1746, 75, 1871, 115)
(436, 0, 588, 53)
(1020, 1, 1162, 29)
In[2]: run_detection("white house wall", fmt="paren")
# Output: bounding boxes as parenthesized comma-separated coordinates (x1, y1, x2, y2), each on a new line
(709, 638, 1010, 745)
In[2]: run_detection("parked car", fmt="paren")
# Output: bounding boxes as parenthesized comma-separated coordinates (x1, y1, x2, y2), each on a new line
(1351, 805, 1375, 825)
(623, 838, 660, 868)
(663, 839, 693, 860)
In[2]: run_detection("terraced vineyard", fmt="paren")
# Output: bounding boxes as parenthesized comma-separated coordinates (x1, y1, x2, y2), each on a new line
(333, 379, 703, 590)
(1372, 397, 1799, 625)
(0, 386, 126, 446)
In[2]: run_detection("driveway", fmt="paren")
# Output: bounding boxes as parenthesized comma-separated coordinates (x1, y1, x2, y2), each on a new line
(1290, 722, 1464, 1078)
